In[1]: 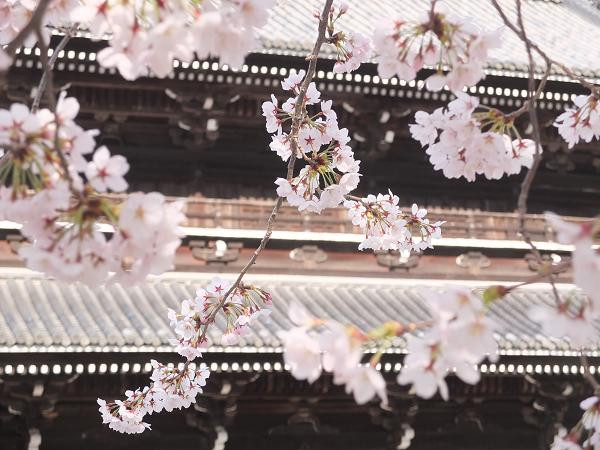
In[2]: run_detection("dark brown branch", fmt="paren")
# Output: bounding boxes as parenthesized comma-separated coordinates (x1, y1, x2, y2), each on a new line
(196, 0, 335, 345)
(33, 26, 79, 196)
(506, 64, 551, 120)
(490, 0, 599, 95)
(580, 353, 600, 394)
(31, 31, 73, 112)
(3, 0, 53, 63)
(493, 0, 599, 393)
(511, 0, 564, 308)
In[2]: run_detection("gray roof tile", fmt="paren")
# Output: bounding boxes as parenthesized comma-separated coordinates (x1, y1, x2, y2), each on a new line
(259, 0, 600, 77)
(0, 271, 594, 355)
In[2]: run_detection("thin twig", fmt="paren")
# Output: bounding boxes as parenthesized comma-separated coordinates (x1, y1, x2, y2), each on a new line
(507, 260, 571, 290)
(490, 0, 599, 95)
(34, 26, 79, 196)
(506, 64, 551, 120)
(508, 0, 563, 308)
(195, 0, 335, 346)
(494, 0, 598, 394)
(580, 352, 600, 394)
(33, 27, 56, 110)
(31, 31, 73, 112)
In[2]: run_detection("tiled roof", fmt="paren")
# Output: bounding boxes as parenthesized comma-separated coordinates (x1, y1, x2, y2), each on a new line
(259, 0, 600, 78)
(0, 269, 592, 356)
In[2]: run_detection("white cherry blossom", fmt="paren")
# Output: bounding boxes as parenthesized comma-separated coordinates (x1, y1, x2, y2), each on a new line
(279, 327, 323, 382)
(85, 146, 129, 193)
(372, 2, 500, 91)
(344, 366, 388, 405)
(344, 192, 443, 252)
(555, 94, 600, 148)
(411, 94, 540, 181)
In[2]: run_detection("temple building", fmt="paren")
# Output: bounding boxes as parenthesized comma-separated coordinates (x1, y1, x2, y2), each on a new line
(1, 0, 600, 449)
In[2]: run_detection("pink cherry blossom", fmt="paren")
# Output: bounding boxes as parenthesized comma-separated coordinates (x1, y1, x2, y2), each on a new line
(85, 146, 129, 193)
(343, 192, 443, 252)
(344, 366, 388, 405)
(372, 3, 500, 91)
(555, 94, 600, 148)
(411, 94, 540, 181)
(332, 31, 372, 74)
(279, 327, 323, 382)
(398, 287, 498, 400)
(529, 303, 598, 349)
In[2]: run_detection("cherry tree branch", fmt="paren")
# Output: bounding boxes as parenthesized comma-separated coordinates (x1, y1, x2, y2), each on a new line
(514, 0, 544, 248)
(31, 31, 73, 112)
(195, 0, 335, 345)
(3, 0, 53, 63)
(100, 1, 336, 413)
(580, 352, 600, 394)
(490, 0, 599, 95)
(500, 0, 563, 308)
(505, 65, 551, 120)
(31, 26, 81, 197)
(492, 0, 600, 396)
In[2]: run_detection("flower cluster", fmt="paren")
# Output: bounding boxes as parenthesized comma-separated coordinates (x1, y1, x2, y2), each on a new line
(99, 277, 272, 433)
(551, 396, 600, 450)
(168, 277, 272, 357)
(343, 191, 444, 252)
(397, 287, 498, 400)
(0, 97, 184, 286)
(372, 1, 500, 91)
(528, 213, 600, 349)
(279, 301, 388, 406)
(410, 93, 538, 181)
(98, 360, 210, 434)
(0, 0, 274, 80)
(263, 71, 361, 213)
(554, 94, 600, 149)
(324, 2, 371, 74)
(64, 0, 275, 80)
(281, 287, 497, 405)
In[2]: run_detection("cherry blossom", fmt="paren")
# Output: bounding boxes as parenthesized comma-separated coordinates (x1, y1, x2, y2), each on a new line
(279, 327, 323, 382)
(98, 360, 210, 434)
(262, 94, 282, 134)
(98, 277, 274, 432)
(325, 3, 372, 73)
(550, 396, 600, 449)
(372, 1, 500, 91)
(397, 287, 498, 400)
(551, 429, 583, 450)
(109, 193, 185, 284)
(280, 301, 388, 405)
(0, 0, 38, 47)
(331, 31, 371, 74)
(544, 214, 600, 307)
(323, 3, 371, 74)
(64, 0, 276, 80)
(266, 72, 362, 213)
(5, 1, 600, 444)
(168, 277, 273, 353)
(397, 336, 450, 400)
(524, 214, 600, 349)
(344, 366, 388, 405)
(555, 94, 600, 148)
(581, 396, 600, 431)
(343, 191, 444, 252)
(410, 93, 539, 181)
(0, 96, 188, 286)
(85, 146, 129, 193)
